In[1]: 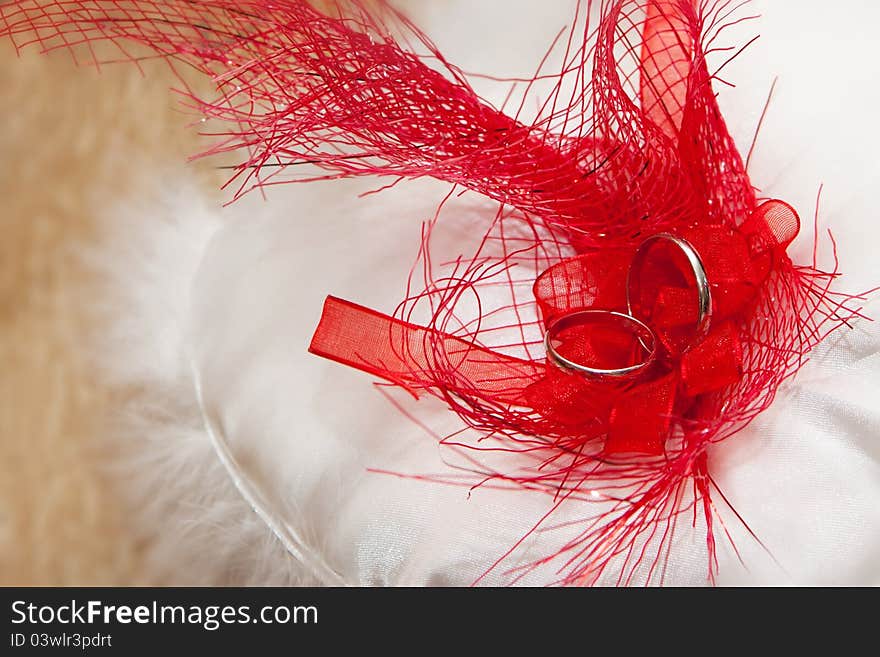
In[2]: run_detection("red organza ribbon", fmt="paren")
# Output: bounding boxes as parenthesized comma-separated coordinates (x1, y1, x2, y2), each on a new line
(310, 199, 800, 455)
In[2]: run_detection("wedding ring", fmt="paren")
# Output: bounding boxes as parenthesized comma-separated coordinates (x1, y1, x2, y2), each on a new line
(626, 233, 711, 340)
(544, 309, 657, 378)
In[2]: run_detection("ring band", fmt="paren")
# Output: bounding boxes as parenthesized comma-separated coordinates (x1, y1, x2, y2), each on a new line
(626, 233, 712, 340)
(544, 310, 657, 378)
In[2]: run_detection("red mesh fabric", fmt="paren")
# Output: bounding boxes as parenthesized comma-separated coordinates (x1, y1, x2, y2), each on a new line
(2, 0, 870, 585)
(0, 0, 755, 243)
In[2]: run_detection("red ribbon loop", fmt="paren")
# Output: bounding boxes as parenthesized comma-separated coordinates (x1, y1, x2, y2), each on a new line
(310, 201, 799, 456)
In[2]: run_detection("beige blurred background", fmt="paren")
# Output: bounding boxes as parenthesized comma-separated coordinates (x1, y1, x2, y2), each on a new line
(0, 0, 405, 587)
(0, 40, 219, 585)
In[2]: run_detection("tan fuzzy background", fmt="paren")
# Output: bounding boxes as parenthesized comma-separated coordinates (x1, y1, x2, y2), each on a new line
(0, 41, 220, 585)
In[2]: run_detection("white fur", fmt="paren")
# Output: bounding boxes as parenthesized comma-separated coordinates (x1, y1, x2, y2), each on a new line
(88, 177, 309, 584)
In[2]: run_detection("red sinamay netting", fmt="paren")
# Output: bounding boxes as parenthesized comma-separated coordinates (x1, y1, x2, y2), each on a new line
(2, 0, 871, 585)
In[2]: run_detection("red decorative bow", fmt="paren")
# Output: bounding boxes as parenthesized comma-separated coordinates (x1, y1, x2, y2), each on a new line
(310, 199, 800, 456)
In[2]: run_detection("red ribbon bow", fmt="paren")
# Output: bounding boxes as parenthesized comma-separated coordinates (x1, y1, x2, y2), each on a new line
(309, 199, 799, 455)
